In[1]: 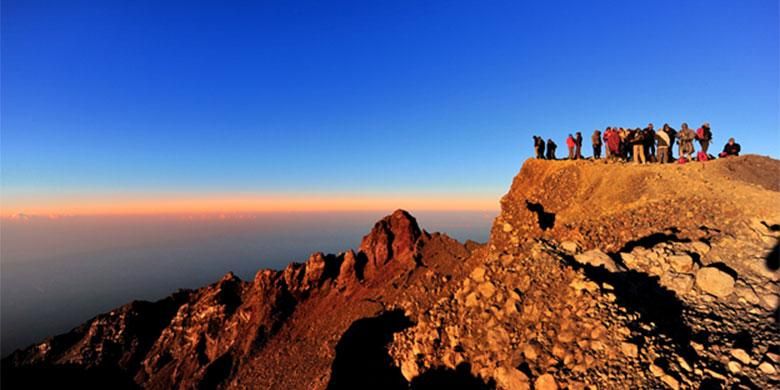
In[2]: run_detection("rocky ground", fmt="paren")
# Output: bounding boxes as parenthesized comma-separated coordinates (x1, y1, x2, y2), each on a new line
(2, 155, 778, 389)
(390, 155, 780, 389)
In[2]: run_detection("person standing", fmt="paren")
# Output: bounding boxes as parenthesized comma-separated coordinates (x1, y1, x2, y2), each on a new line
(630, 128, 646, 163)
(591, 129, 602, 159)
(546, 138, 557, 160)
(566, 134, 576, 160)
(666, 124, 678, 161)
(678, 123, 695, 161)
(696, 122, 712, 155)
(620, 128, 630, 161)
(643, 123, 656, 162)
(533, 136, 546, 159)
(655, 125, 671, 163)
(603, 127, 612, 159)
(607, 128, 621, 160)
(575, 132, 583, 159)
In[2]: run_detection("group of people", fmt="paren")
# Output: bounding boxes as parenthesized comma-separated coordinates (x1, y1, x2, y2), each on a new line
(533, 123, 742, 163)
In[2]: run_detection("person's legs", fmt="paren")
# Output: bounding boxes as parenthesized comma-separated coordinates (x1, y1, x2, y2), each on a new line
(658, 147, 667, 164)
(701, 140, 709, 154)
(639, 147, 646, 163)
(568, 147, 574, 160)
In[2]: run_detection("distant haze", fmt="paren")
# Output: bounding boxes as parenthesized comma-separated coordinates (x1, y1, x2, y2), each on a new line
(0, 210, 494, 356)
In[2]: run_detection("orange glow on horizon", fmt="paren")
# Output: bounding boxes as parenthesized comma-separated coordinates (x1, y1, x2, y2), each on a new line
(0, 193, 498, 218)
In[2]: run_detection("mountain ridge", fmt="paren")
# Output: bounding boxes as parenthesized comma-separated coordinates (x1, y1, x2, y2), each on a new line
(3, 155, 779, 389)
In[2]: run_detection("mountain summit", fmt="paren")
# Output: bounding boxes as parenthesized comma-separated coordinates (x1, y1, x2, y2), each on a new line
(3, 155, 779, 389)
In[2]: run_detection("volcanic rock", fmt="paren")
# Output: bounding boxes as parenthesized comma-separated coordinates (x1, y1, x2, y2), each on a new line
(5, 155, 780, 389)
(695, 267, 735, 297)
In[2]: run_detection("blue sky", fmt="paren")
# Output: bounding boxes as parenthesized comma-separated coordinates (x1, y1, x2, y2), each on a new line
(2, 0, 778, 212)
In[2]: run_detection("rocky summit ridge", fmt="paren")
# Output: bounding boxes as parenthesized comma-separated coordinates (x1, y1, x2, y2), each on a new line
(3, 155, 780, 389)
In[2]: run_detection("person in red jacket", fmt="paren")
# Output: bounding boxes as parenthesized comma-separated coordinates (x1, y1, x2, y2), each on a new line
(566, 134, 576, 160)
(607, 129, 621, 160)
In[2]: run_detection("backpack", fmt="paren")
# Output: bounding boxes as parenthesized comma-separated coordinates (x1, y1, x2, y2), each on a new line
(697, 151, 708, 162)
(696, 128, 704, 140)
(678, 157, 687, 164)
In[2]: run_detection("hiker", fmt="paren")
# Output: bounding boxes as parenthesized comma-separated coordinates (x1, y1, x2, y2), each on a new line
(696, 122, 712, 154)
(619, 128, 630, 161)
(655, 125, 671, 164)
(630, 127, 646, 163)
(643, 124, 656, 163)
(533, 136, 545, 159)
(603, 127, 612, 158)
(609, 127, 623, 160)
(566, 134, 576, 160)
(719, 138, 741, 157)
(591, 129, 602, 159)
(546, 138, 557, 160)
(666, 124, 678, 161)
(575, 132, 583, 159)
(678, 123, 696, 161)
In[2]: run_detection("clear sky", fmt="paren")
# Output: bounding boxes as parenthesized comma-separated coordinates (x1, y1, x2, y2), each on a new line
(2, 0, 778, 216)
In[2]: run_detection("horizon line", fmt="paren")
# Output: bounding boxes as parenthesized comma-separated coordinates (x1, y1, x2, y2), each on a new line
(0, 193, 500, 219)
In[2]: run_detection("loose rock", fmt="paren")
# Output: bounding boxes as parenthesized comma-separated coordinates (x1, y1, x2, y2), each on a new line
(695, 267, 735, 297)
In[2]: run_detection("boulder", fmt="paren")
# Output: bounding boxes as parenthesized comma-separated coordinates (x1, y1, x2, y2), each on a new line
(561, 241, 579, 253)
(478, 282, 496, 299)
(534, 373, 558, 390)
(494, 366, 530, 390)
(691, 241, 711, 255)
(668, 254, 694, 273)
(661, 375, 680, 390)
(730, 348, 751, 365)
(574, 249, 620, 272)
(620, 252, 639, 267)
(758, 361, 776, 374)
(662, 273, 694, 295)
(620, 342, 638, 358)
(695, 267, 735, 298)
(470, 267, 486, 283)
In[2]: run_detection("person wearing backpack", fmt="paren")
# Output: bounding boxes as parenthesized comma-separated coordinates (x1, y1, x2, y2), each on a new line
(696, 122, 712, 154)
(566, 134, 576, 160)
(591, 129, 602, 159)
(575, 132, 583, 159)
(533, 136, 546, 159)
(546, 138, 557, 160)
(678, 123, 695, 161)
(655, 125, 671, 164)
